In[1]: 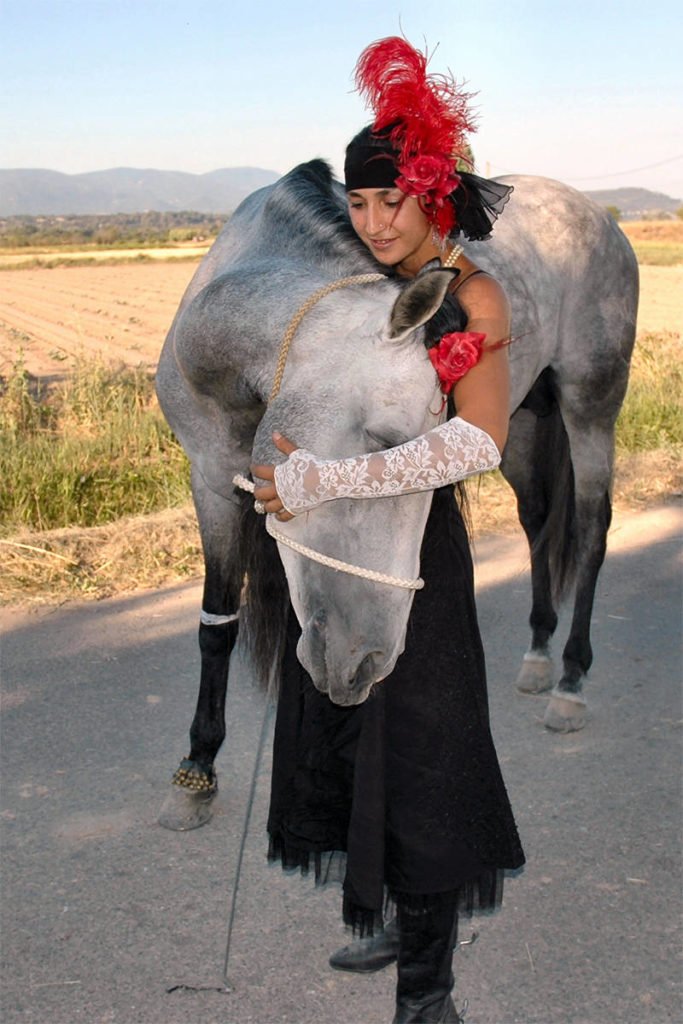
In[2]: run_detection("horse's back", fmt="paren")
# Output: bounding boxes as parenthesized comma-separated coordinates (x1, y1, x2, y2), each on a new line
(468, 175, 638, 408)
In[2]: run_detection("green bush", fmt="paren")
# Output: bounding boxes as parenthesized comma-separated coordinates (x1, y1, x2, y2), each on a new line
(0, 356, 190, 533)
(629, 241, 683, 266)
(616, 333, 682, 451)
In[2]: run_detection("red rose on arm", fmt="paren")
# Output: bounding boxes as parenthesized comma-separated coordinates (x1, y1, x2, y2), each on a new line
(429, 331, 486, 394)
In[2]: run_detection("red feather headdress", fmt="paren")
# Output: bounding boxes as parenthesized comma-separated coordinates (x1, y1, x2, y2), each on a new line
(354, 37, 476, 237)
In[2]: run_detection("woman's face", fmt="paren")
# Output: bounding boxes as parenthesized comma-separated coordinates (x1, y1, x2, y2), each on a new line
(347, 187, 439, 277)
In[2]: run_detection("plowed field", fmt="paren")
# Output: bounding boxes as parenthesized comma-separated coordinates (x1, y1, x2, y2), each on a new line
(0, 261, 197, 378)
(0, 259, 680, 381)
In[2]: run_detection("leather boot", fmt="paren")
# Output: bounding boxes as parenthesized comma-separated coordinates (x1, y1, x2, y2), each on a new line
(329, 917, 400, 973)
(392, 898, 462, 1024)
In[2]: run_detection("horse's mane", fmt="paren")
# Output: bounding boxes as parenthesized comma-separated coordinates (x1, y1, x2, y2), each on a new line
(260, 159, 379, 271)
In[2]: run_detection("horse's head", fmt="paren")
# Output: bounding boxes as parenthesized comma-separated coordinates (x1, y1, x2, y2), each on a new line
(252, 267, 454, 706)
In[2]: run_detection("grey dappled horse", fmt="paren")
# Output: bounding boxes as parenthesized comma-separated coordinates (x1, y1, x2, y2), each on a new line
(156, 160, 637, 830)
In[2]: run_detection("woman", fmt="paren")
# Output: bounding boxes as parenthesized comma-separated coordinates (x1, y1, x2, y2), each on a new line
(252, 37, 525, 1024)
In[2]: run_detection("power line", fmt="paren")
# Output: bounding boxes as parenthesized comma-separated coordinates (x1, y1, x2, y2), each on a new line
(564, 154, 683, 183)
(487, 153, 683, 184)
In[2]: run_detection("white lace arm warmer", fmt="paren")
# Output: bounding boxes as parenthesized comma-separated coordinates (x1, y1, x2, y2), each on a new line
(273, 416, 501, 516)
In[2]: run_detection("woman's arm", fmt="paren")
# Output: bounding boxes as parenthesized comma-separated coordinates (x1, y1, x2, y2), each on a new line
(252, 270, 511, 519)
(449, 272, 511, 452)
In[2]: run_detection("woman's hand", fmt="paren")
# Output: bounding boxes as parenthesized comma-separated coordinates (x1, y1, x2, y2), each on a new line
(251, 432, 299, 521)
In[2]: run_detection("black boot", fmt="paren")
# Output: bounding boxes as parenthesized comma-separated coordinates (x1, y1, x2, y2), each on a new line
(329, 917, 400, 973)
(392, 897, 462, 1024)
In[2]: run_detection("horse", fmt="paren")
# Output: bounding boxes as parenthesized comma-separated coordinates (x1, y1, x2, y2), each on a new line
(155, 159, 638, 830)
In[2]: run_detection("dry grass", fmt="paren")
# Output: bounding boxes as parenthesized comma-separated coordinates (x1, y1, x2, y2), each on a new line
(0, 505, 202, 606)
(621, 220, 683, 243)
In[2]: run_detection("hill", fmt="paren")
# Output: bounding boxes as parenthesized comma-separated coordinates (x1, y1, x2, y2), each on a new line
(1, 168, 680, 220)
(583, 187, 681, 218)
(0, 166, 280, 216)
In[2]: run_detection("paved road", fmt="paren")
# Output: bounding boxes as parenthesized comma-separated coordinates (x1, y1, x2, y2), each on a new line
(1, 504, 681, 1024)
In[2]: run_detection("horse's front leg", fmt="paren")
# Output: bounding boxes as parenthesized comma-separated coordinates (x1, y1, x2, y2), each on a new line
(161, 596, 239, 829)
(159, 474, 242, 830)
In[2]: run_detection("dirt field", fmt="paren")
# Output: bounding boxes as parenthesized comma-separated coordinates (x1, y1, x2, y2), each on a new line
(0, 261, 197, 377)
(0, 257, 681, 380)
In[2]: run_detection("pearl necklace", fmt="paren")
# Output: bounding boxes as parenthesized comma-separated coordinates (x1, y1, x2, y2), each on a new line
(442, 244, 464, 268)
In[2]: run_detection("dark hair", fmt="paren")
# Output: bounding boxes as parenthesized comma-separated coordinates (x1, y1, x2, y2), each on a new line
(344, 124, 400, 191)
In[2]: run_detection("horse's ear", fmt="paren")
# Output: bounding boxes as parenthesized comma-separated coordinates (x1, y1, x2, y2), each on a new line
(388, 269, 457, 341)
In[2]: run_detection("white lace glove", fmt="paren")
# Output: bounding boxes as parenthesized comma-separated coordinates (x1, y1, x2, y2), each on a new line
(273, 416, 501, 516)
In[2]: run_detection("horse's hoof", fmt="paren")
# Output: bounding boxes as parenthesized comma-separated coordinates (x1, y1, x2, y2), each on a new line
(543, 688, 587, 733)
(158, 784, 216, 831)
(516, 653, 554, 694)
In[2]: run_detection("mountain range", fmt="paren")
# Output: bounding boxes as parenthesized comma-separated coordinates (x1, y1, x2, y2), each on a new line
(583, 187, 681, 218)
(0, 168, 679, 218)
(0, 167, 280, 216)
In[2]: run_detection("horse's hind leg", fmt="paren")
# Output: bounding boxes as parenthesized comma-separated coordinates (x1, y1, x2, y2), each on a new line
(501, 404, 558, 696)
(159, 472, 242, 830)
(543, 410, 615, 732)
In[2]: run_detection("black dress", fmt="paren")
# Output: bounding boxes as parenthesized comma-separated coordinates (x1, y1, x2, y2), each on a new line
(267, 486, 525, 935)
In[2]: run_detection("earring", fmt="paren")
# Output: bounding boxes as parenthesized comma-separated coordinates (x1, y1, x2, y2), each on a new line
(432, 227, 447, 252)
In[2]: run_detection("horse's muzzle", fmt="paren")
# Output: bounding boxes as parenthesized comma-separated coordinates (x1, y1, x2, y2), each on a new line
(297, 612, 385, 706)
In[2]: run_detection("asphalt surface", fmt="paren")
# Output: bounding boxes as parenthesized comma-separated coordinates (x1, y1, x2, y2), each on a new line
(1, 503, 681, 1024)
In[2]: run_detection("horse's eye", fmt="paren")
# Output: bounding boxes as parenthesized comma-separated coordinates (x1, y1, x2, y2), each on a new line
(364, 430, 390, 450)
(365, 428, 405, 451)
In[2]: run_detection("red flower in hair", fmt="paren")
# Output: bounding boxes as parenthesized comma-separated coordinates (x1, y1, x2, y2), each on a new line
(396, 154, 461, 201)
(429, 331, 486, 394)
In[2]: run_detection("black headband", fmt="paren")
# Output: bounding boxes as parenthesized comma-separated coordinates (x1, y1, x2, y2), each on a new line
(344, 125, 399, 191)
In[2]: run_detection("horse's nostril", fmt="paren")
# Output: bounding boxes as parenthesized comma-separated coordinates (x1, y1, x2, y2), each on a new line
(312, 609, 327, 632)
(352, 652, 379, 690)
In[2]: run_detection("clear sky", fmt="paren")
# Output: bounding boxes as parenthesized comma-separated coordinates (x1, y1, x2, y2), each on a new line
(2, 0, 681, 197)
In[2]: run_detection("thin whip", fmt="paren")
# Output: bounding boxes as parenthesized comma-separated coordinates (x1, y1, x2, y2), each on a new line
(222, 699, 274, 989)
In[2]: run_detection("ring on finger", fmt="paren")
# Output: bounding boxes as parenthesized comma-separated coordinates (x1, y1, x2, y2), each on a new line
(254, 499, 266, 515)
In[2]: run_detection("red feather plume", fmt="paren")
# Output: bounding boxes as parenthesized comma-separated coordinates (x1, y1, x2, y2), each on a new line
(354, 36, 476, 170)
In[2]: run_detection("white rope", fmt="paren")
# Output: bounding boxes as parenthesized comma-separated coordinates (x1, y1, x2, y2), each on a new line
(265, 518, 423, 590)
(232, 474, 424, 591)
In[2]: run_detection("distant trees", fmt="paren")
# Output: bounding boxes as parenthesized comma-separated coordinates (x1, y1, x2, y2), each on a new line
(606, 205, 621, 221)
(0, 211, 228, 248)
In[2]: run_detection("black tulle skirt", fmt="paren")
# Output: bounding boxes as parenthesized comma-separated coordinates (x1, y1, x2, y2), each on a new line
(267, 487, 525, 934)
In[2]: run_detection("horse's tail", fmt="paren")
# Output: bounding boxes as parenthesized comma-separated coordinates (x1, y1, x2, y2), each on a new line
(529, 388, 578, 606)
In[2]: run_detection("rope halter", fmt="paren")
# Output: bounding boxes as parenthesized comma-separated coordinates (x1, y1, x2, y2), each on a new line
(233, 475, 424, 591)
